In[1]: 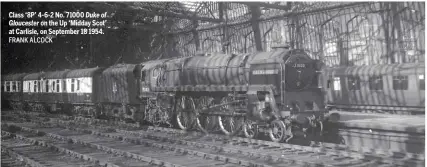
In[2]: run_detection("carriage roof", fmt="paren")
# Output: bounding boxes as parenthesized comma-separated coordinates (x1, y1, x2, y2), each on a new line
(324, 63, 425, 76)
(3, 73, 28, 81)
(66, 67, 104, 78)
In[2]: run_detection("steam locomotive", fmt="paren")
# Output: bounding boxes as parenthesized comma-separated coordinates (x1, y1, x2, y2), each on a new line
(2, 46, 337, 143)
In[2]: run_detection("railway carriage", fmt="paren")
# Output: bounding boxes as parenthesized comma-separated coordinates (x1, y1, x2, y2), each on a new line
(37, 70, 70, 112)
(22, 72, 46, 112)
(64, 67, 104, 116)
(2, 73, 27, 110)
(324, 63, 425, 114)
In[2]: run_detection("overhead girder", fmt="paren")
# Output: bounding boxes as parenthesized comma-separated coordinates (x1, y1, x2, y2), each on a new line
(88, 2, 223, 23)
(170, 2, 369, 35)
(237, 2, 292, 10)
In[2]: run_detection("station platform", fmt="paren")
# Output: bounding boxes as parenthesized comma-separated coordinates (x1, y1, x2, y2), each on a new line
(332, 111, 425, 154)
(336, 111, 425, 133)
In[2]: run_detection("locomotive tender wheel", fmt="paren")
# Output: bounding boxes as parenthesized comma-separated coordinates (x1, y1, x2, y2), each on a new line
(176, 96, 196, 130)
(243, 119, 259, 139)
(268, 120, 287, 142)
(217, 96, 242, 135)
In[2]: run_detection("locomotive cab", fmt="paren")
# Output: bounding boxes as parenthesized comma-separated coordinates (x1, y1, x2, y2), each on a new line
(138, 64, 155, 99)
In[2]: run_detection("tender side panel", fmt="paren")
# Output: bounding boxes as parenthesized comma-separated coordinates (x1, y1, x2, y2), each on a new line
(98, 64, 139, 104)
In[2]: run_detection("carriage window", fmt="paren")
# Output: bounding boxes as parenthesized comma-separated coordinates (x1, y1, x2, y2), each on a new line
(13, 81, 17, 92)
(369, 76, 383, 90)
(16, 81, 20, 92)
(419, 75, 425, 90)
(12, 81, 16, 92)
(39, 80, 43, 92)
(393, 76, 408, 90)
(347, 76, 360, 90)
(52, 80, 56, 92)
(45, 80, 49, 92)
(77, 79, 80, 91)
(333, 77, 341, 90)
(37, 80, 41, 92)
(56, 79, 60, 92)
(63, 80, 67, 92)
(40, 80, 43, 92)
(33, 81, 37, 92)
(71, 79, 75, 92)
(28, 82, 31, 92)
(6, 82, 10, 92)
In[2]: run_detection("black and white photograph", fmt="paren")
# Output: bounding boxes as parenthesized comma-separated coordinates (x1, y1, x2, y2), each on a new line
(1, 1, 425, 167)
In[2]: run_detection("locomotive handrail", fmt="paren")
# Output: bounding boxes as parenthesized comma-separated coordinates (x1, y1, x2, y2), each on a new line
(164, 66, 249, 72)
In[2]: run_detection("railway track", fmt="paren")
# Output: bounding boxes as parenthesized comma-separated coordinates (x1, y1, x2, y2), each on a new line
(1, 150, 28, 167)
(2, 111, 424, 167)
(2, 121, 269, 167)
(1, 131, 100, 167)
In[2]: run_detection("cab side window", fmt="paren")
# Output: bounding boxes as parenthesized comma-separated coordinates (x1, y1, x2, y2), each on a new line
(141, 71, 146, 82)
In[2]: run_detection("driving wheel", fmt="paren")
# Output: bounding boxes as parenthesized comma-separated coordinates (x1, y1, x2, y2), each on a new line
(176, 96, 195, 130)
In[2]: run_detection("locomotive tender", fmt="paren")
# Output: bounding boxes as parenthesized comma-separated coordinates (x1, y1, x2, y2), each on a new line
(2, 47, 334, 142)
